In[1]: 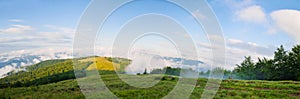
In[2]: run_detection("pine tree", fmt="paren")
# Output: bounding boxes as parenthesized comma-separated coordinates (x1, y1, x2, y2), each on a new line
(143, 68, 147, 75)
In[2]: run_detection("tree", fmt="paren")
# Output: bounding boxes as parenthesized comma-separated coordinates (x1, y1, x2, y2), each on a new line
(255, 57, 273, 80)
(143, 68, 148, 75)
(288, 45, 300, 80)
(273, 45, 289, 80)
(13, 81, 23, 87)
(150, 67, 181, 76)
(233, 45, 300, 81)
(235, 56, 256, 80)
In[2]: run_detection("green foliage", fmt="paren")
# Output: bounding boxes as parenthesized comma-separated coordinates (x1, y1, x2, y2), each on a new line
(151, 67, 232, 79)
(107, 57, 131, 73)
(143, 68, 148, 75)
(26, 59, 67, 71)
(198, 67, 232, 79)
(0, 56, 130, 88)
(1, 74, 300, 99)
(150, 67, 181, 76)
(234, 44, 300, 81)
(234, 56, 256, 80)
(0, 59, 90, 88)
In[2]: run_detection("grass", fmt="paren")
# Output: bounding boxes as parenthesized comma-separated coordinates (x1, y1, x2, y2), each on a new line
(82, 57, 128, 73)
(1, 74, 300, 99)
(84, 57, 119, 71)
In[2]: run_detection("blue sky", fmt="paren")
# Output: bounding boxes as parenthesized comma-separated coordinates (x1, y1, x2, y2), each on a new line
(0, 0, 299, 69)
(0, 0, 90, 52)
(0, 0, 89, 27)
(210, 0, 299, 45)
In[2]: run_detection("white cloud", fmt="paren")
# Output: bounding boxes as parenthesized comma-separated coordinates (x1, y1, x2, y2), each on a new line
(247, 42, 257, 47)
(0, 37, 37, 43)
(225, 38, 276, 69)
(227, 38, 274, 56)
(0, 66, 14, 78)
(236, 5, 267, 24)
(0, 47, 72, 59)
(40, 25, 75, 40)
(225, 46, 272, 70)
(213, 0, 254, 10)
(44, 25, 75, 34)
(0, 25, 34, 34)
(271, 10, 300, 42)
(232, 0, 253, 8)
(0, 24, 75, 53)
(196, 38, 275, 70)
(228, 38, 243, 44)
(192, 10, 206, 20)
(8, 19, 24, 22)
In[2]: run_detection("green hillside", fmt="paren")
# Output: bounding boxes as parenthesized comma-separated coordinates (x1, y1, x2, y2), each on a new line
(0, 56, 129, 88)
(0, 56, 300, 99)
(82, 57, 130, 73)
(26, 59, 68, 71)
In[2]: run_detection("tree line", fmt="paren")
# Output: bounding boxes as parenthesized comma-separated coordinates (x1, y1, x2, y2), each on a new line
(150, 67, 232, 79)
(233, 45, 300, 81)
(149, 45, 300, 81)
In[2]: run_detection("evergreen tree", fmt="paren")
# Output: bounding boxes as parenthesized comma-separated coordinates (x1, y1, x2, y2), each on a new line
(288, 45, 300, 80)
(273, 45, 289, 80)
(234, 45, 300, 81)
(235, 56, 256, 80)
(143, 68, 147, 75)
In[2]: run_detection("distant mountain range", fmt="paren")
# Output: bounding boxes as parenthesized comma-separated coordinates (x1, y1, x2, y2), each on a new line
(0, 52, 72, 78)
(0, 51, 207, 78)
(162, 57, 204, 66)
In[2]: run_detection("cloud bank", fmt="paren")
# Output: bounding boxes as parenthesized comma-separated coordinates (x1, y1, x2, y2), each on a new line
(271, 10, 300, 42)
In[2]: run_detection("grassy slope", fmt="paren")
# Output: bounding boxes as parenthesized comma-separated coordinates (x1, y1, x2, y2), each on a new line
(1, 74, 300, 99)
(0, 57, 299, 99)
(0, 57, 129, 87)
(82, 57, 130, 73)
(84, 57, 120, 71)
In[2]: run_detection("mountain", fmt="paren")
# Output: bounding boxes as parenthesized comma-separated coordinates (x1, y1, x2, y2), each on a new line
(0, 52, 72, 78)
(162, 57, 204, 66)
(83, 57, 131, 73)
(0, 50, 207, 78)
(0, 55, 205, 87)
(0, 56, 128, 88)
(157, 56, 207, 71)
(0, 55, 42, 68)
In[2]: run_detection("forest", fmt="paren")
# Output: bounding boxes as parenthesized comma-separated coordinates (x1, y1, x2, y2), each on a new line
(233, 45, 300, 81)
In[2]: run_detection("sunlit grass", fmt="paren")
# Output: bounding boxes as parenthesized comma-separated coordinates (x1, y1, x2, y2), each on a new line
(1, 74, 300, 99)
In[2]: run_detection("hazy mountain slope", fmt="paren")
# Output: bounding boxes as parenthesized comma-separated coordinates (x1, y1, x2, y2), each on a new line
(26, 59, 68, 71)
(83, 57, 130, 72)
(0, 52, 72, 78)
(0, 56, 129, 88)
(0, 59, 86, 87)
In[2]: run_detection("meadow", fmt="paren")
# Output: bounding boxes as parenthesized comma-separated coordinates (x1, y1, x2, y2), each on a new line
(1, 74, 300, 99)
(0, 56, 299, 99)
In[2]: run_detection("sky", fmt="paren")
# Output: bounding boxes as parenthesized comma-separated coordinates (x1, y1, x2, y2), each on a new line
(0, 0, 299, 70)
